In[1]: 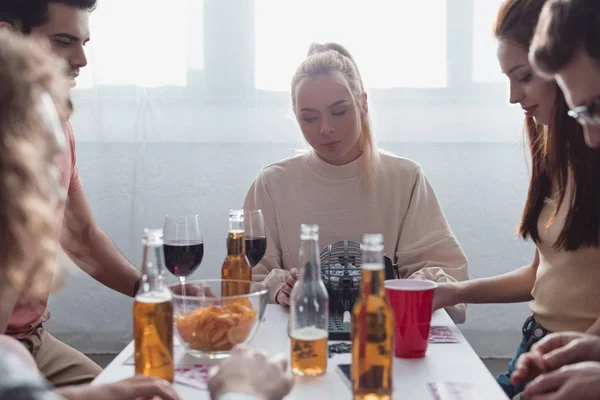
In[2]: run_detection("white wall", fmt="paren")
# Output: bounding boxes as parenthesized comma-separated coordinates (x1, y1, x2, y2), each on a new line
(46, 137, 533, 359)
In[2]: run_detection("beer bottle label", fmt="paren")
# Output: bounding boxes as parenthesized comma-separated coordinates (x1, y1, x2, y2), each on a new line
(358, 365, 386, 389)
(292, 341, 318, 361)
(366, 310, 387, 343)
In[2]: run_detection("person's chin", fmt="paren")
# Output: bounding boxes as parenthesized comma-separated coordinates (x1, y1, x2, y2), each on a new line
(69, 78, 77, 88)
(532, 113, 551, 127)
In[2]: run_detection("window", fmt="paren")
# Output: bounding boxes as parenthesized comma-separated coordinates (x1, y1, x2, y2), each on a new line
(254, 0, 447, 91)
(472, 0, 506, 83)
(76, 0, 203, 89)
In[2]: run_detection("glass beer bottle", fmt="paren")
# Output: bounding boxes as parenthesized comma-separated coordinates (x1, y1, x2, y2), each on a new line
(134, 229, 174, 382)
(221, 209, 252, 296)
(289, 224, 329, 376)
(352, 234, 394, 400)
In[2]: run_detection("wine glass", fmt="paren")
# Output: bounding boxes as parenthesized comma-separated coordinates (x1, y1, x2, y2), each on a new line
(163, 214, 204, 299)
(244, 210, 267, 267)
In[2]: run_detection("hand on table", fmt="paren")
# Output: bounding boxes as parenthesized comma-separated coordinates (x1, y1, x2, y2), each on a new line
(275, 268, 298, 307)
(207, 345, 293, 400)
(522, 361, 600, 400)
(55, 376, 180, 400)
(511, 332, 600, 385)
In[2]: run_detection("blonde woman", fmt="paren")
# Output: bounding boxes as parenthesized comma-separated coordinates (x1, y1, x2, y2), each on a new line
(244, 42, 468, 322)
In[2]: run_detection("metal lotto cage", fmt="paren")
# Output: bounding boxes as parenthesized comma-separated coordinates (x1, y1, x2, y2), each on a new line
(320, 240, 399, 340)
(320, 240, 362, 312)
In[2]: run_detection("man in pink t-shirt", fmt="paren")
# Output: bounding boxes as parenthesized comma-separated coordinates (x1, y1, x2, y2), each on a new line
(7, 122, 82, 337)
(0, 0, 142, 387)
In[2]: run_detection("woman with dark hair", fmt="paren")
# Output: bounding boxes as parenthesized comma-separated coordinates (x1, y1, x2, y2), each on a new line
(432, 0, 600, 398)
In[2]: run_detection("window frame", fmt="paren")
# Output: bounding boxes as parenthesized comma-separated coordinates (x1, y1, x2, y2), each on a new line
(73, 0, 508, 108)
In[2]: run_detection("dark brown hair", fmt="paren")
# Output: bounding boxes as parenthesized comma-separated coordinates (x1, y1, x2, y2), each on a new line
(495, 0, 600, 250)
(531, 0, 600, 75)
(0, 0, 97, 33)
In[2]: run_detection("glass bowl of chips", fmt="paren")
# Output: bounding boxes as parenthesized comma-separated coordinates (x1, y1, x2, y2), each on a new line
(169, 279, 268, 359)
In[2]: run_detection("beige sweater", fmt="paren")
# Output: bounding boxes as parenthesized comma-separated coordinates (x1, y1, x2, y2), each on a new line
(243, 150, 469, 323)
(530, 182, 600, 332)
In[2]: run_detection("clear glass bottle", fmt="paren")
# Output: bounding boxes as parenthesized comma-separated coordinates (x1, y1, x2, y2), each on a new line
(289, 224, 329, 376)
(134, 229, 174, 382)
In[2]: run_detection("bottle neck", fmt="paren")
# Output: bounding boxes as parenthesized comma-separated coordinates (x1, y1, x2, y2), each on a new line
(227, 230, 246, 256)
(360, 266, 385, 297)
(361, 247, 385, 297)
(298, 238, 320, 282)
(141, 244, 167, 293)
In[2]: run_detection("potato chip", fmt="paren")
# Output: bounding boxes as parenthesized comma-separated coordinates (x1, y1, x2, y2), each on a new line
(176, 300, 258, 352)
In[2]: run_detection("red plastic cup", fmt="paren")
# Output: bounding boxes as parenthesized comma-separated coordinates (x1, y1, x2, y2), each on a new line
(384, 279, 437, 359)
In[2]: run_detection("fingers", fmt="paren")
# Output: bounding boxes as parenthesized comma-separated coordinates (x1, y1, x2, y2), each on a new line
(544, 339, 592, 370)
(285, 277, 296, 288)
(278, 270, 298, 305)
(511, 356, 531, 386)
(280, 283, 293, 296)
(277, 288, 290, 306)
(512, 353, 547, 385)
(270, 352, 288, 372)
(524, 368, 573, 398)
(267, 352, 294, 396)
(285, 272, 297, 288)
(531, 333, 582, 357)
(277, 293, 290, 306)
(252, 348, 270, 361)
(129, 377, 180, 400)
(528, 393, 557, 400)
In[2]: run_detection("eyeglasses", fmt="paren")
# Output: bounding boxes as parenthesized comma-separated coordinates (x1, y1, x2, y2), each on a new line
(568, 96, 600, 127)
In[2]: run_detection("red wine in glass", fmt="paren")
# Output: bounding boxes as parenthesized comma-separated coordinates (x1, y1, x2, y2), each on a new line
(163, 215, 203, 302)
(163, 240, 204, 278)
(245, 210, 266, 268)
(245, 236, 267, 267)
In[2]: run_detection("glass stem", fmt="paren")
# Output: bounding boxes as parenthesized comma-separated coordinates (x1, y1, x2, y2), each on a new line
(180, 276, 187, 311)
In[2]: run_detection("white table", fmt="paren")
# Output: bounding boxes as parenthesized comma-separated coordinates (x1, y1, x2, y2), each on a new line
(94, 305, 508, 399)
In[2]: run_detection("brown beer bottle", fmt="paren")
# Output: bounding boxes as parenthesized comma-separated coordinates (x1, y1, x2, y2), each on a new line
(134, 229, 174, 382)
(352, 234, 394, 400)
(221, 209, 252, 296)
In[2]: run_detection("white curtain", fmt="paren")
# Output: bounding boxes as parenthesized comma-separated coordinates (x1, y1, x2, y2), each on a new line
(48, 0, 532, 358)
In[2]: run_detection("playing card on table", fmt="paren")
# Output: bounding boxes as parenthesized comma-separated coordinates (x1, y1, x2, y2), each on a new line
(428, 382, 483, 400)
(429, 326, 460, 343)
(123, 356, 211, 390)
(174, 364, 211, 390)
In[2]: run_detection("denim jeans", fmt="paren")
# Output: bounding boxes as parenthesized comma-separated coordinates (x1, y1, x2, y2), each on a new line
(496, 316, 551, 399)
